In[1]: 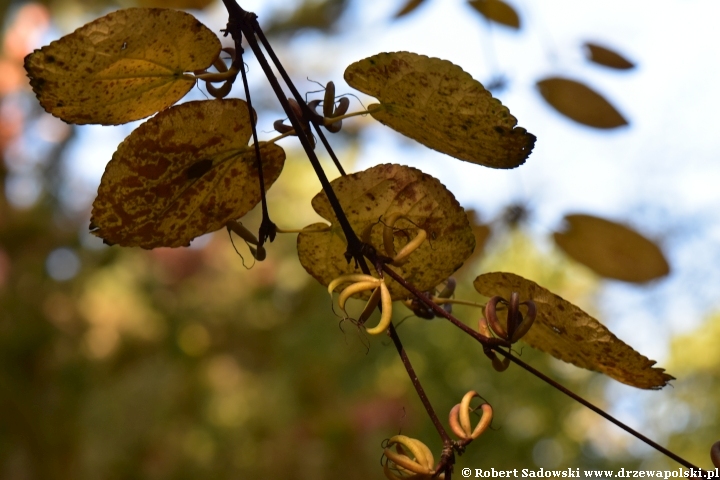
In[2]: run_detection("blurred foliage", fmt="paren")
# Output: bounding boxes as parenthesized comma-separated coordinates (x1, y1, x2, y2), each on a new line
(0, 0, 712, 478)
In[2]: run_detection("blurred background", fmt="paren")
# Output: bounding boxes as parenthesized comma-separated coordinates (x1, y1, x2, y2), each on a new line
(1, 0, 719, 478)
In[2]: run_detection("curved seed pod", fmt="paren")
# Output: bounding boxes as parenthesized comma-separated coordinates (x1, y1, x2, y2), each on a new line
(391, 229, 427, 266)
(338, 281, 381, 311)
(469, 403, 493, 439)
(383, 212, 404, 257)
(227, 220, 259, 245)
(459, 390, 477, 436)
(485, 296, 508, 338)
(323, 81, 336, 118)
(366, 280, 393, 335)
(212, 55, 228, 73)
(248, 245, 266, 261)
(333, 96, 351, 117)
(510, 299, 537, 342)
(328, 274, 379, 296)
(326, 119, 343, 133)
(273, 119, 294, 134)
(491, 354, 510, 372)
(287, 98, 304, 121)
(449, 404, 468, 439)
(359, 286, 382, 323)
(383, 435, 433, 474)
(478, 315, 493, 337)
(711, 441, 720, 468)
(506, 291, 521, 340)
(206, 79, 232, 99)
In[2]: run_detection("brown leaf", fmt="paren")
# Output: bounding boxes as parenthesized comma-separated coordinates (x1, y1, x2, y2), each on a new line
(553, 214, 669, 283)
(474, 272, 674, 389)
(536, 77, 628, 129)
(297, 164, 475, 299)
(91, 99, 285, 248)
(468, 0, 520, 29)
(584, 42, 635, 70)
(344, 52, 535, 169)
(394, 0, 427, 18)
(24, 8, 220, 125)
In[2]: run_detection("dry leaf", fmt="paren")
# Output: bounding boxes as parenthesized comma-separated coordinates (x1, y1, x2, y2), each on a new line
(394, 0, 427, 18)
(584, 42, 635, 70)
(297, 164, 475, 299)
(91, 99, 285, 248)
(536, 77, 628, 129)
(344, 52, 535, 169)
(24, 8, 220, 125)
(474, 272, 674, 389)
(553, 214, 669, 283)
(468, 0, 520, 29)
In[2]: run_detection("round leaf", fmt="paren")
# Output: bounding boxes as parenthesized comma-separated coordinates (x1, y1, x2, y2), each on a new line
(344, 52, 535, 169)
(468, 0, 520, 29)
(297, 164, 475, 299)
(584, 42, 635, 70)
(553, 214, 669, 283)
(24, 8, 220, 125)
(536, 77, 628, 129)
(90, 99, 285, 248)
(474, 272, 674, 389)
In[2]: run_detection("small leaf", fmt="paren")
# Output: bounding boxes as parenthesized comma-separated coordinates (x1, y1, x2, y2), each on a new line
(553, 214, 669, 283)
(584, 42, 635, 70)
(91, 99, 285, 248)
(297, 164, 475, 299)
(344, 52, 535, 169)
(24, 8, 220, 125)
(474, 272, 674, 389)
(468, 0, 520, 29)
(394, 0, 427, 18)
(536, 77, 628, 129)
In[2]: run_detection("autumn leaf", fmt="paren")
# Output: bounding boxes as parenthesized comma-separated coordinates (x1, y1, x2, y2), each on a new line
(584, 42, 635, 70)
(553, 214, 669, 283)
(297, 164, 475, 299)
(24, 8, 220, 125)
(394, 0, 427, 18)
(90, 99, 285, 248)
(344, 52, 535, 169)
(468, 0, 520, 29)
(474, 272, 674, 389)
(536, 77, 628, 129)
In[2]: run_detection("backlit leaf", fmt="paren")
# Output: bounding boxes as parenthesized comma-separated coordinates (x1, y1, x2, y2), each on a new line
(344, 52, 535, 169)
(553, 214, 669, 283)
(394, 0, 427, 18)
(24, 8, 220, 125)
(584, 42, 635, 70)
(474, 272, 674, 389)
(297, 164, 475, 299)
(91, 99, 285, 248)
(536, 77, 628, 129)
(468, 0, 520, 29)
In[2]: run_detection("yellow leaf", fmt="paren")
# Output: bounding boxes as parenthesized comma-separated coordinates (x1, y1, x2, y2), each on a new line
(24, 8, 220, 125)
(474, 272, 674, 389)
(90, 99, 285, 248)
(584, 42, 635, 70)
(394, 0, 427, 18)
(536, 77, 628, 129)
(297, 164, 475, 300)
(344, 52, 535, 169)
(468, 0, 520, 29)
(553, 214, 669, 283)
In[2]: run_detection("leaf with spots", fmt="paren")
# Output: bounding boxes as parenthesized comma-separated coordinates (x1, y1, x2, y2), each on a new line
(90, 99, 285, 248)
(24, 8, 220, 125)
(584, 42, 635, 70)
(468, 0, 520, 29)
(474, 272, 674, 389)
(344, 52, 535, 169)
(536, 77, 628, 129)
(553, 214, 669, 283)
(297, 164, 475, 299)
